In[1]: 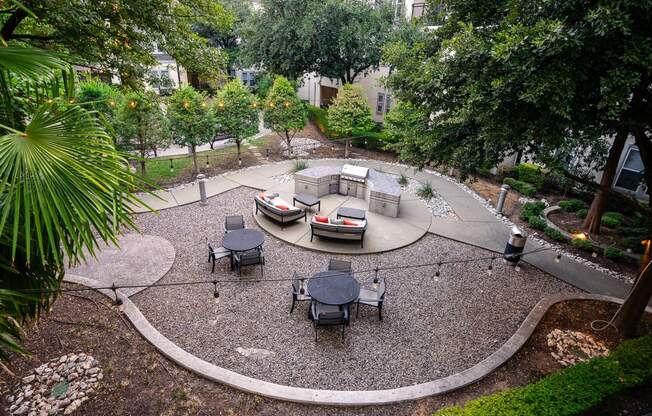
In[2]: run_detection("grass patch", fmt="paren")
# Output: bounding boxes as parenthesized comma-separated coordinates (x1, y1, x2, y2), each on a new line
(571, 237, 595, 252)
(434, 335, 652, 416)
(604, 245, 626, 260)
(397, 173, 409, 186)
(292, 160, 308, 172)
(544, 226, 566, 241)
(416, 182, 434, 200)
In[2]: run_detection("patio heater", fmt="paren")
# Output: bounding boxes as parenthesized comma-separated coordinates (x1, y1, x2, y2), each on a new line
(504, 226, 527, 265)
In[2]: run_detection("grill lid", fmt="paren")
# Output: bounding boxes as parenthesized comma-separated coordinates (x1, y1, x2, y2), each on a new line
(341, 164, 368, 179)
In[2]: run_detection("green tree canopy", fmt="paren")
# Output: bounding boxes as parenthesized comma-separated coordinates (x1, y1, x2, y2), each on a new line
(327, 84, 375, 137)
(116, 91, 171, 175)
(263, 76, 307, 156)
(242, 0, 394, 83)
(214, 79, 259, 160)
(168, 86, 215, 174)
(0, 0, 232, 84)
(76, 78, 124, 135)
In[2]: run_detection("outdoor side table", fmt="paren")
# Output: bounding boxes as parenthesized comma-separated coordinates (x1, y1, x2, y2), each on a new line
(336, 207, 366, 221)
(293, 193, 321, 212)
(222, 229, 265, 270)
(308, 271, 360, 307)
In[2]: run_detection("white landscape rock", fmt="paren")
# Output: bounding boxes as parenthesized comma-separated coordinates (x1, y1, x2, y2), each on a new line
(235, 347, 277, 359)
(5, 354, 103, 415)
(546, 328, 609, 366)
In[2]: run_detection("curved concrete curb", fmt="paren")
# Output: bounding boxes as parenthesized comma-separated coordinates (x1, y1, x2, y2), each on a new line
(61, 274, 649, 406)
(542, 206, 639, 260)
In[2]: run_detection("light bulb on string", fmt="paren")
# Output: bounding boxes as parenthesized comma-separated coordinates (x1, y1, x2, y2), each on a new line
(218, 101, 224, 109)
(487, 258, 494, 275)
(108, 99, 116, 107)
(299, 278, 306, 295)
(592, 251, 598, 258)
(555, 253, 562, 263)
(372, 268, 380, 290)
(433, 262, 441, 282)
(206, 155, 210, 168)
(169, 159, 174, 172)
(213, 280, 220, 304)
(129, 100, 137, 109)
(284, 101, 290, 108)
(514, 262, 521, 272)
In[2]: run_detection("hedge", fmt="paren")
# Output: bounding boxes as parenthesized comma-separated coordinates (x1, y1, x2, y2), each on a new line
(544, 226, 566, 241)
(558, 199, 586, 213)
(520, 202, 546, 221)
(571, 238, 595, 252)
(307, 104, 334, 137)
(505, 178, 537, 197)
(602, 212, 624, 228)
(576, 208, 588, 219)
(434, 335, 652, 416)
(527, 216, 547, 231)
(604, 245, 625, 260)
(517, 162, 544, 186)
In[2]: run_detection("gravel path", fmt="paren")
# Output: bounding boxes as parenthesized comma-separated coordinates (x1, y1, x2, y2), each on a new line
(132, 187, 580, 391)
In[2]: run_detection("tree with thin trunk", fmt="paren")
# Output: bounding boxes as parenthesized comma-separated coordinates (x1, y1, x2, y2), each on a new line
(116, 91, 171, 176)
(168, 86, 214, 175)
(263, 76, 307, 158)
(214, 79, 259, 163)
(327, 84, 375, 157)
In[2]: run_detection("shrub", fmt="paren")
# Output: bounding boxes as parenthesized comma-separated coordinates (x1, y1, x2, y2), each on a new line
(292, 160, 307, 172)
(558, 199, 586, 213)
(616, 227, 649, 238)
(544, 226, 566, 241)
(604, 245, 626, 261)
(631, 211, 652, 229)
(621, 237, 646, 254)
(571, 237, 595, 252)
(504, 178, 537, 197)
(517, 162, 544, 186)
(497, 165, 518, 180)
(601, 212, 624, 228)
(434, 335, 652, 416)
(416, 182, 434, 200)
(397, 173, 409, 186)
(576, 208, 588, 219)
(520, 202, 546, 221)
(307, 105, 334, 137)
(527, 216, 547, 231)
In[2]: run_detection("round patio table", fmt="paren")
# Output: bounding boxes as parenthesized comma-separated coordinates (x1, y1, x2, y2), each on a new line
(222, 229, 265, 252)
(308, 271, 360, 306)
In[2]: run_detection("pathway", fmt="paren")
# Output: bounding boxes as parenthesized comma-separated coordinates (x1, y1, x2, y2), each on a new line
(129, 158, 644, 304)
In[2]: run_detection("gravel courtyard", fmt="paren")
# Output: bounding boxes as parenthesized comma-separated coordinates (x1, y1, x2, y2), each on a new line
(132, 186, 581, 390)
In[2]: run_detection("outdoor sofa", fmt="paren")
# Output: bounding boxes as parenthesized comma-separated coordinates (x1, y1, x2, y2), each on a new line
(310, 215, 367, 248)
(254, 193, 306, 227)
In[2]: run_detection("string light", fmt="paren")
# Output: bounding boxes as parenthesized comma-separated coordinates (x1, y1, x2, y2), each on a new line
(555, 253, 562, 263)
(201, 102, 208, 108)
(252, 102, 258, 109)
(205, 155, 210, 168)
(238, 156, 242, 166)
(108, 99, 116, 107)
(129, 100, 137, 109)
(111, 283, 122, 306)
(183, 101, 190, 109)
(372, 268, 379, 290)
(169, 159, 174, 172)
(433, 262, 441, 282)
(487, 258, 494, 275)
(269, 101, 275, 108)
(218, 101, 225, 109)
(514, 262, 521, 272)
(299, 277, 306, 295)
(68, 99, 75, 104)
(46, 99, 54, 104)
(213, 280, 220, 304)
(592, 251, 598, 258)
(284, 101, 290, 108)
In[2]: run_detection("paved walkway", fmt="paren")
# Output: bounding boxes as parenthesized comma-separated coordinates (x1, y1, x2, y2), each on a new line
(66, 234, 175, 297)
(130, 159, 642, 303)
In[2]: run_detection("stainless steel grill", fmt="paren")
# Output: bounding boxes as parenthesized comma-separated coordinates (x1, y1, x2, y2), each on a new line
(340, 164, 368, 183)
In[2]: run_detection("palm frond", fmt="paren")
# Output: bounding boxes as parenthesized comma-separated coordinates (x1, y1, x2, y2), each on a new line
(0, 47, 69, 81)
(0, 103, 147, 267)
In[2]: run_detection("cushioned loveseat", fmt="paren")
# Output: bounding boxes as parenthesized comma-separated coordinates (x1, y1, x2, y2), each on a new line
(310, 215, 367, 248)
(254, 193, 306, 228)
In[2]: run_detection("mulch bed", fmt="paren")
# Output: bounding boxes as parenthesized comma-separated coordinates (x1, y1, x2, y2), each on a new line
(1, 290, 650, 415)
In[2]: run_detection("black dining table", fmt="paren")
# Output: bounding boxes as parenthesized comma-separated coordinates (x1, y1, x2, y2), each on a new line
(222, 229, 265, 269)
(307, 271, 360, 306)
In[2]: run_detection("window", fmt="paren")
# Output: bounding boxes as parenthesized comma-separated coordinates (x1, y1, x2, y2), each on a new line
(242, 71, 257, 88)
(376, 92, 385, 115)
(385, 95, 392, 114)
(615, 147, 647, 193)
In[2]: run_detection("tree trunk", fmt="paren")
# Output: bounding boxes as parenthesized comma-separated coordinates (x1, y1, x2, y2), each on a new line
(344, 138, 349, 158)
(583, 128, 628, 234)
(191, 144, 199, 175)
(209, 140, 214, 150)
(611, 260, 652, 337)
(1, 9, 27, 40)
(236, 140, 242, 165)
(285, 130, 292, 158)
(515, 149, 523, 165)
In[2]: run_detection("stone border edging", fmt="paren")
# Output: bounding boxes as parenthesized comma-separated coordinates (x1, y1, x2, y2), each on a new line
(542, 206, 639, 261)
(61, 273, 648, 406)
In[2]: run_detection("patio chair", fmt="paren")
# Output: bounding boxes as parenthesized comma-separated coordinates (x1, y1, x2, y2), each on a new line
(233, 248, 264, 277)
(290, 271, 311, 314)
(311, 301, 348, 341)
(224, 215, 245, 233)
(327, 259, 352, 273)
(207, 242, 231, 273)
(356, 277, 386, 320)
